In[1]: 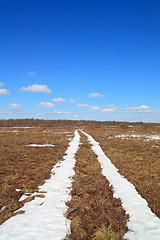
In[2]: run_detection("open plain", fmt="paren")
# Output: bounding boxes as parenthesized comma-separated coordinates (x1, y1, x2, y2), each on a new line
(0, 120, 160, 239)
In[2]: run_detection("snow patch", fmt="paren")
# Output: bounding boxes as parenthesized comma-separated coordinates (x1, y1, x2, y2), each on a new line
(109, 134, 160, 141)
(26, 144, 55, 147)
(19, 194, 30, 202)
(0, 127, 40, 129)
(0, 206, 6, 213)
(16, 189, 22, 192)
(5, 130, 19, 133)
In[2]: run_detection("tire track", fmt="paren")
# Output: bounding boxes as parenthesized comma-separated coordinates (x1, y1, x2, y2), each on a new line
(65, 132, 128, 239)
(0, 130, 80, 240)
(82, 130, 160, 240)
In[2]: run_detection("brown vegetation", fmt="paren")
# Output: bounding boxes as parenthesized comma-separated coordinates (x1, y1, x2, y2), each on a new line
(0, 118, 159, 128)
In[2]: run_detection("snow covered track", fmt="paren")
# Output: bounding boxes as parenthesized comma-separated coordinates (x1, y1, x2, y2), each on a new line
(0, 130, 80, 240)
(82, 130, 160, 240)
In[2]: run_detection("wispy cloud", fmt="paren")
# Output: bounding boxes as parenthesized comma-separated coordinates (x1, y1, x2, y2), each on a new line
(121, 105, 151, 113)
(90, 106, 100, 112)
(78, 110, 85, 113)
(64, 111, 72, 114)
(68, 97, 75, 103)
(21, 84, 51, 93)
(150, 109, 160, 113)
(28, 72, 36, 76)
(38, 102, 55, 108)
(125, 105, 150, 110)
(53, 111, 63, 114)
(119, 105, 160, 114)
(108, 104, 114, 108)
(52, 98, 66, 103)
(0, 110, 10, 114)
(77, 104, 89, 108)
(89, 93, 104, 98)
(0, 89, 10, 96)
(102, 108, 116, 112)
(102, 105, 117, 112)
(0, 82, 4, 87)
(7, 103, 22, 109)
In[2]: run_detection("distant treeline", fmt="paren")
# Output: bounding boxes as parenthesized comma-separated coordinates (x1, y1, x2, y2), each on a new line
(0, 118, 159, 127)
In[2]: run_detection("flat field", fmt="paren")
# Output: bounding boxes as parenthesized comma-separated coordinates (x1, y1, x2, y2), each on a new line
(0, 122, 160, 239)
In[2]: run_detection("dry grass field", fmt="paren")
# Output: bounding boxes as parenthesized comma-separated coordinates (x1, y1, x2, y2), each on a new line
(0, 120, 160, 239)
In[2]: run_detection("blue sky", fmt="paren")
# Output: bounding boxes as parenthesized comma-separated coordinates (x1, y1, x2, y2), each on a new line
(0, 0, 160, 122)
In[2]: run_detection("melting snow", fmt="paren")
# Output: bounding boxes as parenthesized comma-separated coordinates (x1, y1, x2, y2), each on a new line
(50, 132, 72, 134)
(18, 192, 43, 202)
(19, 194, 31, 202)
(0, 206, 6, 213)
(0, 127, 40, 129)
(26, 144, 55, 147)
(110, 134, 160, 141)
(82, 130, 160, 240)
(0, 130, 80, 240)
(15, 189, 22, 192)
(4, 130, 19, 133)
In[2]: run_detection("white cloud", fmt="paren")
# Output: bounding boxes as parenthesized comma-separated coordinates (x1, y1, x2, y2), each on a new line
(134, 110, 151, 113)
(74, 115, 78, 118)
(35, 113, 42, 116)
(28, 72, 36, 76)
(119, 108, 160, 116)
(21, 84, 51, 93)
(0, 89, 10, 96)
(78, 110, 85, 113)
(38, 102, 55, 108)
(119, 109, 130, 113)
(0, 110, 10, 114)
(90, 106, 100, 112)
(102, 105, 117, 113)
(0, 82, 4, 87)
(64, 111, 72, 114)
(53, 111, 63, 114)
(89, 93, 104, 98)
(7, 103, 22, 109)
(52, 98, 66, 103)
(124, 105, 150, 112)
(125, 105, 150, 110)
(19, 111, 26, 115)
(108, 104, 114, 108)
(102, 108, 116, 112)
(77, 104, 89, 108)
(68, 97, 75, 103)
